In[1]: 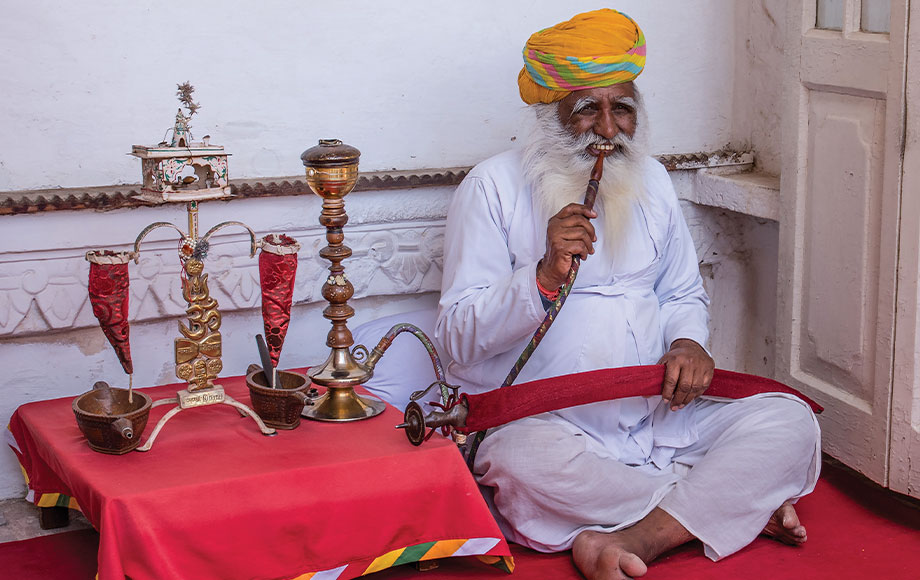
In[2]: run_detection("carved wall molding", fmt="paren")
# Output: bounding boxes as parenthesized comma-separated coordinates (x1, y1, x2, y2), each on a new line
(0, 169, 471, 216)
(0, 150, 752, 216)
(0, 222, 444, 338)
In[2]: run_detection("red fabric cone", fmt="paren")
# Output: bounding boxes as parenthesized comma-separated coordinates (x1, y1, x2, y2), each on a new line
(86, 251, 133, 375)
(258, 235, 300, 367)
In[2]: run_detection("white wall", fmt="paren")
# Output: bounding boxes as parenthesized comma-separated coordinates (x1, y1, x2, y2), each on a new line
(0, 1, 737, 191)
(732, 0, 787, 175)
(0, 2, 766, 499)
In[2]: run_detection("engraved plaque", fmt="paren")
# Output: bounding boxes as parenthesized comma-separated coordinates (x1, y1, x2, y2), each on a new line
(177, 386, 226, 409)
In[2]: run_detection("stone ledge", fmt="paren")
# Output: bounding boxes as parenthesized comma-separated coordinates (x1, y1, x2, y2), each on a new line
(687, 168, 780, 221)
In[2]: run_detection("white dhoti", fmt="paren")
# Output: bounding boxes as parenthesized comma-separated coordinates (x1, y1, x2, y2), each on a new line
(474, 394, 821, 561)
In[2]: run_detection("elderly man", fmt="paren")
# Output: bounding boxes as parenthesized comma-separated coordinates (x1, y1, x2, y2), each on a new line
(435, 9, 820, 580)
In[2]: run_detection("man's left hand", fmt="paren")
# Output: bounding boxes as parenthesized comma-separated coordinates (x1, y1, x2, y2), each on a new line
(657, 338, 714, 411)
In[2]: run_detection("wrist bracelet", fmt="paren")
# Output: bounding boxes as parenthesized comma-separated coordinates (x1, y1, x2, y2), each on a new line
(536, 275, 560, 301)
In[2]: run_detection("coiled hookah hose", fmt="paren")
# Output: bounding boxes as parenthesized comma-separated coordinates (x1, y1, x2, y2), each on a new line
(465, 151, 606, 467)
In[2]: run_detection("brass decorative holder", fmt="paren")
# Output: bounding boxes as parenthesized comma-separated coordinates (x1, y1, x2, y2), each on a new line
(300, 139, 386, 421)
(82, 89, 279, 453)
(130, 199, 276, 450)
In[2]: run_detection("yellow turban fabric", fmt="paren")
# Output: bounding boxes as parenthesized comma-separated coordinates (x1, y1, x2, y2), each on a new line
(518, 9, 646, 105)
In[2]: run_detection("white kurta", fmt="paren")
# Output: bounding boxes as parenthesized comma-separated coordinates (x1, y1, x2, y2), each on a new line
(435, 149, 821, 559)
(436, 149, 710, 468)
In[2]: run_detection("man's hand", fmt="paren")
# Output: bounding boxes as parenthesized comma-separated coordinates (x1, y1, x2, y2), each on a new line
(657, 338, 714, 411)
(537, 203, 597, 290)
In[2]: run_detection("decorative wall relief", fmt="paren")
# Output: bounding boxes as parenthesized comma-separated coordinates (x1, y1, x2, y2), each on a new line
(0, 222, 445, 338)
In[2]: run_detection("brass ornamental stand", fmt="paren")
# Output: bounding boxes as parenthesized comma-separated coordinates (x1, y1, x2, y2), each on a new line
(82, 86, 280, 454)
(132, 199, 276, 451)
(300, 139, 386, 421)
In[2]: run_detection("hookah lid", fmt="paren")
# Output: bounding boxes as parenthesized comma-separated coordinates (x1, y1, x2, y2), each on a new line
(300, 139, 360, 168)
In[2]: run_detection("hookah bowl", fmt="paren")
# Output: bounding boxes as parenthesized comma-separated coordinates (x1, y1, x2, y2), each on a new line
(300, 139, 385, 421)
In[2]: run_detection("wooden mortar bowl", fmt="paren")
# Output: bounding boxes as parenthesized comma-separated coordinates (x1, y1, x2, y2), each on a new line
(246, 367, 312, 430)
(73, 384, 152, 454)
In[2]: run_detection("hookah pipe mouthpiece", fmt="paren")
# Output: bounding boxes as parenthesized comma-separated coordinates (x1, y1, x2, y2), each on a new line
(583, 149, 606, 211)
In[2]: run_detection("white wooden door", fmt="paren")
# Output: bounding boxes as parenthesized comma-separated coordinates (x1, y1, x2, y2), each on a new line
(777, 0, 908, 485)
(889, 0, 920, 498)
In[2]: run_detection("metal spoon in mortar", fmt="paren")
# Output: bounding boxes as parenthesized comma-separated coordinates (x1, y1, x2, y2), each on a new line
(256, 334, 277, 388)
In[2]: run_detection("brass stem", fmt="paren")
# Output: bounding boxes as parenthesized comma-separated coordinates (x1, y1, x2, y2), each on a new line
(187, 200, 199, 240)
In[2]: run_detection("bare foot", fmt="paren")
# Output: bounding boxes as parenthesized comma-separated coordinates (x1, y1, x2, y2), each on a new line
(762, 501, 807, 546)
(573, 530, 648, 580)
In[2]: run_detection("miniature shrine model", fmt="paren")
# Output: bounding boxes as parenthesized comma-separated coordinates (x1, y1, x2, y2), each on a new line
(131, 82, 230, 204)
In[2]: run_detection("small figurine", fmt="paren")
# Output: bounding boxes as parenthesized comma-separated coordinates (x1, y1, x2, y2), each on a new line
(170, 82, 199, 147)
(171, 109, 191, 148)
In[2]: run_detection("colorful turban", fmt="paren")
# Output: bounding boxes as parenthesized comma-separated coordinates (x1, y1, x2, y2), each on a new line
(518, 9, 646, 105)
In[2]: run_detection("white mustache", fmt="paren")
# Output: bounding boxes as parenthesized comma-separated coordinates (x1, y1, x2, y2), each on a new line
(573, 132, 635, 160)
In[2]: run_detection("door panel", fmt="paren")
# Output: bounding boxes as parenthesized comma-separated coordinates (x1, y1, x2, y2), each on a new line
(779, 0, 905, 485)
(801, 93, 884, 398)
(889, 0, 920, 499)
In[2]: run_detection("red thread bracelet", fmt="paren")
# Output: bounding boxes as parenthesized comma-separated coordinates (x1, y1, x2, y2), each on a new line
(536, 275, 560, 301)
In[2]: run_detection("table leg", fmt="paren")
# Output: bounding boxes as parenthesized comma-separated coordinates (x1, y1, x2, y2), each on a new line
(39, 506, 70, 529)
(415, 560, 440, 572)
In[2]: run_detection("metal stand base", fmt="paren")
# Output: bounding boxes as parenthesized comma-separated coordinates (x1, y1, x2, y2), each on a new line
(301, 387, 386, 422)
(136, 387, 275, 452)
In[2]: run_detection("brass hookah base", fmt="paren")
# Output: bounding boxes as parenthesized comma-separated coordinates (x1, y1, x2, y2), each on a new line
(302, 346, 386, 422)
(299, 138, 386, 423)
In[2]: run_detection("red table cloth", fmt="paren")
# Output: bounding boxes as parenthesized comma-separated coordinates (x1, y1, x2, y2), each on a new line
(7, 372, 510, 580)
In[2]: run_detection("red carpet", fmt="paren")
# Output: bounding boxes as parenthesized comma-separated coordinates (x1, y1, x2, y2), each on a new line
(3, 462, 918, 580)
(0, 527, 99, 580)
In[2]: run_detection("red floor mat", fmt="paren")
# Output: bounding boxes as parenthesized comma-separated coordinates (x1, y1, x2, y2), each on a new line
(3, 462, 918, 580)
(0, 527, 99, 580)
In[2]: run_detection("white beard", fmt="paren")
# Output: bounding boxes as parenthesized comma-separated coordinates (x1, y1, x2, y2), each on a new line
(521, 94, 651, 256)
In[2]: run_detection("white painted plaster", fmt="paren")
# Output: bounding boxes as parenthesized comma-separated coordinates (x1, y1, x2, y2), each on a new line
(732, 0, 787, 176)
(690, 168, 780, 221)
(0, 2, 789, 499)
(0, 1, 737, 192)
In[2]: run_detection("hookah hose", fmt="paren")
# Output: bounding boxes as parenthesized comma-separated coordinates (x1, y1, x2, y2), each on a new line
(363, 322, 452, 405)
(465, 152, 606, 467)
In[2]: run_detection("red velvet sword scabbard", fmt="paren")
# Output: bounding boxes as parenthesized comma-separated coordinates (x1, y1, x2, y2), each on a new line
(458, 365, 822, 434)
